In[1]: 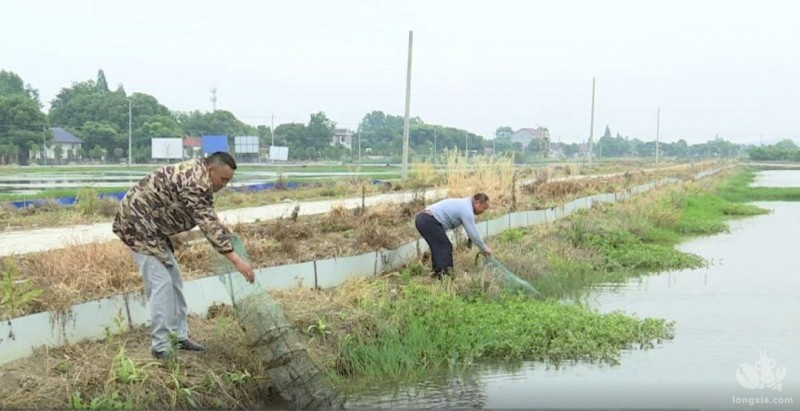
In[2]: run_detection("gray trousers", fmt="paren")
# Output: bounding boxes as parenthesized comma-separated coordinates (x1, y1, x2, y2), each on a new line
(133, 251, 188, 353)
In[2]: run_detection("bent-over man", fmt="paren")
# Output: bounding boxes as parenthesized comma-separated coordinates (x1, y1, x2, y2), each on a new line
(112, 151, 255, 359)
(415, 192, 493, 278)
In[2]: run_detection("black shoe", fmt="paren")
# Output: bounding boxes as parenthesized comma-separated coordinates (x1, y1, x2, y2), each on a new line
(431, 269, 453, 280)
(151, 349, 174, 360)
(177, 339, 206, 351)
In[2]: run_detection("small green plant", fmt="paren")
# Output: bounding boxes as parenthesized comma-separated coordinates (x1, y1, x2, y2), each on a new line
(1, 259, 44, 320)
(214, 316, 234, 337)
(103, 311, 127, 347)
(113, 345, 147, 384)
(398, 262, 427, 283)
(497, 228, 525, 243)
(167, 361, 198, 408)
(76, 186, 101, 216)
(70, 390, 133, 410)
(308, 316, 331, 343)
(57, 362, 71, 374)
(223, 370, 253, 385)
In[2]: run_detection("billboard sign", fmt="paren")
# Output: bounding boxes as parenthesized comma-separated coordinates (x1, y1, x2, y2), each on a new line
(269, 145, 289, 161)
(202, 135, 229, 155)
(151, 138, 183, 159)
(234, 135, 260, 154)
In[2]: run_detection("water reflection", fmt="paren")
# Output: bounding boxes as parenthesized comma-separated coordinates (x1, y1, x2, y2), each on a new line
(344, 369, 490, 409)
(0, 170, 396, 196)
(751, 170, 800, 187)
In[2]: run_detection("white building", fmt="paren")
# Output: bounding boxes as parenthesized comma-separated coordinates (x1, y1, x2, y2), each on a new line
(45, 127, 84, 160)
(511, 127, 550, 149)
(332, 128, 354, 150)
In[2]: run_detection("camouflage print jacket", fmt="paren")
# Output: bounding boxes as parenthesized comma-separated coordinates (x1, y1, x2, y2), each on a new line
(112, 158, 233, 267)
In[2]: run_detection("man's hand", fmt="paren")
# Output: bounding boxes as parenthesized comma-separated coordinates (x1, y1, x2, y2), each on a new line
(481, 247, 493, 257)
(235, 259, 255, 283)
(226, 251, 255, 283)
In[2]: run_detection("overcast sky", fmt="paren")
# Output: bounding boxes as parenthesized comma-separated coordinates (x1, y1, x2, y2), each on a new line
(4, 0, 798, 144)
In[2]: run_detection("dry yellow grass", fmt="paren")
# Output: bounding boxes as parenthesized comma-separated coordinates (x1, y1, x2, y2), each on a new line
(0, 310, 267, 409)
(12, 240, 140, 316)
(408, 161, 440, 188)
(439, 150, 516, 207)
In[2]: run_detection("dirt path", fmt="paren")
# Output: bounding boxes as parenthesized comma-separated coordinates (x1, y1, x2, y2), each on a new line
(0, 188, 444, 257)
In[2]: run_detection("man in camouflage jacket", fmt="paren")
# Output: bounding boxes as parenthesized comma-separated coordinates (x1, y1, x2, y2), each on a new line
(113, 151, 255, 359)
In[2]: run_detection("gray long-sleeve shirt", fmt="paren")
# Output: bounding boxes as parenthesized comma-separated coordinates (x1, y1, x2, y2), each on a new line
(425, 196, 489, 252)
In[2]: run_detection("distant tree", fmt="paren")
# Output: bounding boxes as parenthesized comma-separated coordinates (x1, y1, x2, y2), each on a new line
(774, 139, 797, 150)
(0, 91, 49, 164)
(495, 126, 513, 139)
(53, 145, 64, 164)
(89, 144, 106, 161)
(28, 143, 40, 162)
(0, 70, 40, 104)
(273, 122, 307, 159)
(96, 69, 109, 93)
(307, 111, 336, 151)
(257, 125, 272, 147)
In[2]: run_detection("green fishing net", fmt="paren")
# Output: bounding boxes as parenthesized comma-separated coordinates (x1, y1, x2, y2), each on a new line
(214, 234, 341, 409)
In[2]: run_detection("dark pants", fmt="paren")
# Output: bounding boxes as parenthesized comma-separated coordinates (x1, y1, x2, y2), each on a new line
(415, 212, 453, 277)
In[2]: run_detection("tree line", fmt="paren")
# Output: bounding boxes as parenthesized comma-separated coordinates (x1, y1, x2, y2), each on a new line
(0, 68, 785, 165)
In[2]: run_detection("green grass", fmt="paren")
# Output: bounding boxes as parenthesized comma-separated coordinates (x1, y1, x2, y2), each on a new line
(336, 282, 673, 381)
(674, 192, 765, 235)
(488, 177, 771, 301)
(716, 169, 800, 202)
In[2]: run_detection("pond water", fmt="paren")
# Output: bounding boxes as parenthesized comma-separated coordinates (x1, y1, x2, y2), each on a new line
(751, 170, 800, 187)
(0, 170, 396, 196)
(345, 172, 800, 409)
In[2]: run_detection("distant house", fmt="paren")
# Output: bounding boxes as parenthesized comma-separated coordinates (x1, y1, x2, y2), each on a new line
(511, 127, 550, 149)
(332, 128, 354, 150)
(183, 136, 202, 158)
(46, 127, 83, 160)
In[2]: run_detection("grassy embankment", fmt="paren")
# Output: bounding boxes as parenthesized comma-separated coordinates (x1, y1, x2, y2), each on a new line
(304, 169, 773, 384)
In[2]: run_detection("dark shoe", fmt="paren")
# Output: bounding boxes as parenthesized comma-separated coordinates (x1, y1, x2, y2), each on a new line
(177, 339, 206, 351)
(151, 349, 174, 360)
(431, 268, 453, 280)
